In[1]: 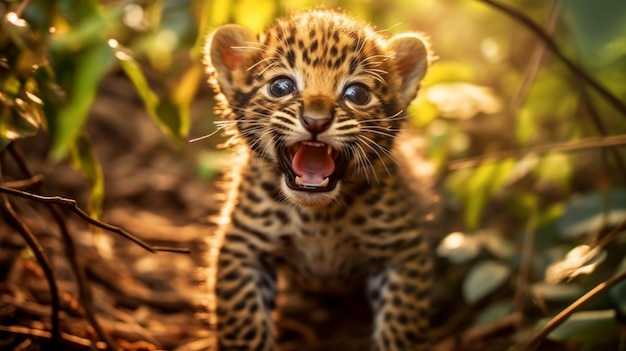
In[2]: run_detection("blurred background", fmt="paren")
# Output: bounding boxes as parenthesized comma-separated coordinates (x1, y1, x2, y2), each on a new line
(1, 0, 626, 350)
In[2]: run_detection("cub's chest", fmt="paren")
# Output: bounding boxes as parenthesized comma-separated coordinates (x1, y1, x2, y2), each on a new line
(274, 209, 386, 281)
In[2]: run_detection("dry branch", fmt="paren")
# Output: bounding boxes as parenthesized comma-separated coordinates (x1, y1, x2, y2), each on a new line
(448, 134, 626, 170)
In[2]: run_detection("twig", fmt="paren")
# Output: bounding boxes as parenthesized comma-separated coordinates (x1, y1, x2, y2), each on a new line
(5, 144, 119, 351)
(14, 0, 32, 17)
(0, 154, 61, 344)
(579, 88, 626, 177)
(520, 268, 626, 350)
(448, 134, 626, 170)
(510, 0, 563, 112)
(478, 0, 626, 118)
(0, 325, 109, 351)
(512, 212, 537, 324)
(3, 174, 45, 189)
(0, 184, 189, 254)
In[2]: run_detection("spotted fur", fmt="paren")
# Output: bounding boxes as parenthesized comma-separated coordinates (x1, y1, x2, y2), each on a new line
(204, 9, 437, 351)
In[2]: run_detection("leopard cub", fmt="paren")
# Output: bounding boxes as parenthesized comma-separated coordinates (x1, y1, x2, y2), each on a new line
(204, 9, 437, 351)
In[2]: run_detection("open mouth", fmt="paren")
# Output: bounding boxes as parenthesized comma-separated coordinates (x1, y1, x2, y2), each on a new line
(278, 141, 348, 192)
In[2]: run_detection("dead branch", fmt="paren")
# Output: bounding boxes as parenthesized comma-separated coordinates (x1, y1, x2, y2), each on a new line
(6, 143, 118, 351)
(448, 134, 626, 170)
(0, 183, 189, 254)
(0, 153, 61, 345)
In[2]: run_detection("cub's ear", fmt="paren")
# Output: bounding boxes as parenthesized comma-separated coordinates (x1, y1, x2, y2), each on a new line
(205, 24, 256, 99)
(385, 33, 431, 107)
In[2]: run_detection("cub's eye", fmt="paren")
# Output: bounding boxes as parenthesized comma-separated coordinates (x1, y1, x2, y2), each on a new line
(343, 83, 371, 106)
(268, 77, 296, 98)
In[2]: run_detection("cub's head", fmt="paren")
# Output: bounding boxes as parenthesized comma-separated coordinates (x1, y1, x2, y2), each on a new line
(205, 10, 430, 207)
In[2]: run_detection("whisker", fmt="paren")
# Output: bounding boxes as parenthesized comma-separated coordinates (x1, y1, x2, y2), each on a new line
(357, 135, 396, 177)
(360, 134, 397, 162)
(360, 128, 401, 139)
(247, 57, 277, 72)
(189, 124, 230, 143)
(359, 111, 405, 124)
(352, 142, 378, 183)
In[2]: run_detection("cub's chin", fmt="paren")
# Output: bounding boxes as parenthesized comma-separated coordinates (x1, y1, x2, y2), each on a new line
(279, 177, 342, 208)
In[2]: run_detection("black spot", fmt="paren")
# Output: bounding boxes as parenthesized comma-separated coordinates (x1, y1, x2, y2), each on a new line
(365, 191, 383, 205)
(334, 206, 347, 219)
(261, 181, 280, 198)
(396, 313, 409, 325)
(232, 290, 256, 312)
(298, 210, 310, 223)
(385, 197, 399, 207)
(286, 49, 296, 67)
(370, 208, 383, 218)
(217, 275, 254, 301)
(241, 328, 257, 341)
(330, 45, 338, 57)
(333, 58, 342, 69)
(297, 39, 305, 50)
(351, 214, 366, 225)
(302, 50, 311, 65)
(245, 74, 254, 86)
(382, 333, 391, 349)
(349, 57, 358, 74)
(392, 296, 402, 307)
(231, 217, 270, 243)
(245, 190, 263, 203)
(218, 259, 232, 269)
(395, 338, 407, 349)
(405, 330, 425, 344)
(384, 311, 393, 322)
(403, 284, 417, 295)
(222, 270, 240, 282)
(310, 39, 319, 52)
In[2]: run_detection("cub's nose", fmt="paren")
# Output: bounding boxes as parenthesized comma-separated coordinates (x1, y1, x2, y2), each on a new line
(301, 115, 332, 134)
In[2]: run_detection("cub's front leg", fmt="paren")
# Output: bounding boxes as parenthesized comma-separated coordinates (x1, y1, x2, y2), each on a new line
(369, 247, 432, 351)
(214, 233, 277, 351)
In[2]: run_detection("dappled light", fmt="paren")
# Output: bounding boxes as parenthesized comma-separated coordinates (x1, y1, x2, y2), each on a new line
(1, 0, 626, 350)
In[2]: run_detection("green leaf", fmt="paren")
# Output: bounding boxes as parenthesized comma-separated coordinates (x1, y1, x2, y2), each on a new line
(51, 41, 115, 159)
(541, 310, 618, 343)
(171, 63, 203, 137)
(475, 302, 512, 326)
(50, 3, 123, 52)
(156, 97, 184, 142)
(535, 152, 572, 191)
(463, 260, 511, 304)
(436, 231, 481, 264)
(463, 158, 515, 229)
(531, 282, 586, 302)
(113, 44, 160, 125)
(564, 0, 626, 66)
(558, 189, 626, 238)
(68, 134, 104, 219)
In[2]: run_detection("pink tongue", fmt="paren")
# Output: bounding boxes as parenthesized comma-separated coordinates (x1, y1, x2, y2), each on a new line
(292, 143, 335, 186)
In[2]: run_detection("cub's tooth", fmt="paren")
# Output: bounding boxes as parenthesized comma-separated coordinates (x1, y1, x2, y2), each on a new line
(327, 145, 332, 155)
(320, 177, 329, 187)
(295, 176, 303, 186)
